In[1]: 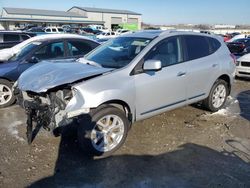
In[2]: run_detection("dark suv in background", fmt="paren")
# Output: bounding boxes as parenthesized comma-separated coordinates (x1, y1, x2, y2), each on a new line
(0, 31, 36, 50)
(227, 38, 250, 56)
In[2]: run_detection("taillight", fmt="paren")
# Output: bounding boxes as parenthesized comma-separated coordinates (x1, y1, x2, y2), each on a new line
(230, 54, 237, 65)
(240, 44, 245, 49)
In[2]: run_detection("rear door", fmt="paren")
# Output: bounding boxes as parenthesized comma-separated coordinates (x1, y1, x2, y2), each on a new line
(134, 36, 187, 120)
(183, 35, 221, 103)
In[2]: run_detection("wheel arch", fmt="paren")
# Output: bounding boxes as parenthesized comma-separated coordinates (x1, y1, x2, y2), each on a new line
(98, 100, 133, 122)
(217, 74, 231, 94)
(0, 77, 13, 83)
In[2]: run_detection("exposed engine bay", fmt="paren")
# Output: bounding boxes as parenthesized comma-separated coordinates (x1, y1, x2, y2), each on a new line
(15, 85, 75, 144)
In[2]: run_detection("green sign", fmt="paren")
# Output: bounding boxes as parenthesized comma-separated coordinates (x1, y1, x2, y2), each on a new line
(119, 23, 138, 31)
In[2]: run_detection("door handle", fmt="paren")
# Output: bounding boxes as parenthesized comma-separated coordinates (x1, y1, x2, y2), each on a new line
(177, 72, 186, 77)
(212, 64, 218, 67)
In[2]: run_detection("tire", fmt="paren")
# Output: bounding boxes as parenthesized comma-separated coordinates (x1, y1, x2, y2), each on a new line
(203, 79, 229, 112)
(77, 105, 129, 159)
(0, 79, 15, 108)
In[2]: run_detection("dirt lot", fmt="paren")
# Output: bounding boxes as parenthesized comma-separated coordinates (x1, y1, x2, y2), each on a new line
(0, 79, 250, 188)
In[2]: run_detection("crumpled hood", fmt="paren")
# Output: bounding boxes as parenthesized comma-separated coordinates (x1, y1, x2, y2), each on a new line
(18, 61, 113, 93)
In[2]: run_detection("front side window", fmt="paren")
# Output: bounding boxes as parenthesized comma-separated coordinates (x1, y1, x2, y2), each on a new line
(9, 42, 41, 61)
(33, 41, 64, 60)
(145, 37, 183, 67)
(184, 35, 210, 60)
(86, 37, 152, 68)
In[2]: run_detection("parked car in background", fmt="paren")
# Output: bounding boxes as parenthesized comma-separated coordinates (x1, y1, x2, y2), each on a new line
(27, 27, 45, 33)
(0, 34, 99, 108)
(235, 53, 250, 78)
(20, 24, 38, 31)
(227, 38, 250, 56)
(16, 30, 235, 158)
(0, 33, 60, 63)
(88, 25, 109, 32)
(0, 31, 36, 50)
(44, 27, 64, 33)
(96, 31, 116, 39)
(80, 27, 102, 35)
(223, 34, 233, 42)
(115, 29, 131, 35)
(96, 37, 112, 44)
(227, 34, 248, 43)
(62, 25, 71, 33)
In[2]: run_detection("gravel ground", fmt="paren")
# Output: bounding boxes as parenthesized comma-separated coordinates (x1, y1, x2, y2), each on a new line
(0, 79, 249, 188)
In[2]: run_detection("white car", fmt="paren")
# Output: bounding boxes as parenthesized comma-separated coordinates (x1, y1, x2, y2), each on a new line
(96, 31, 116, 39)
(236, 53, 250, 78)
(0, 33, 74, 62)
(227, 34, 249, 43)
(0, 36, 38, 62)
(88, 25, 109, 32)
(115, 29, 131, 35)
(44, 27, 64, 33)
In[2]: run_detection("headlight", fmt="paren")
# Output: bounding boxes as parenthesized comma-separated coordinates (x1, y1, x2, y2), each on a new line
(236, 61, 240, 66)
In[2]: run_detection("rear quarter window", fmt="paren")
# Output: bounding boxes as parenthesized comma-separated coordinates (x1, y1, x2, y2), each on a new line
(184, 35, 210, 61)
(207, 37, 221, 53)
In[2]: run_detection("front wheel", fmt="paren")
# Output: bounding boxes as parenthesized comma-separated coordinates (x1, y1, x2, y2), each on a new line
(203, 79, 229, 112)
(77, 106, 129, 159)
(0, 79, 15, 108)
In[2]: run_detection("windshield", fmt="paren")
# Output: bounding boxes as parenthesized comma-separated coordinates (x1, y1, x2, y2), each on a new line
(85, 37, 152, 68)
(9, 42, 41, 61)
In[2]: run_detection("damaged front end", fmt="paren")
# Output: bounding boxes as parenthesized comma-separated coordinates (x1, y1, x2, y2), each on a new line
(15, 61, 113, 144)
(15, 86, 75, 144)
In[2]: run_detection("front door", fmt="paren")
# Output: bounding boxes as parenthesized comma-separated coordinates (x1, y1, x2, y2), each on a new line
(134, 36, 187, 120)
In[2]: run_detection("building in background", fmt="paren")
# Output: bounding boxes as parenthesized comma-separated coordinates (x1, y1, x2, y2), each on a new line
(68, 7, 142, 30)
(0, 7, 142, 31)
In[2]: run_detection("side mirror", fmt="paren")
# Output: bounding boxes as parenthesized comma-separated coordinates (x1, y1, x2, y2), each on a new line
(143, 59, 162, 71)
(29, 56, 39, 64)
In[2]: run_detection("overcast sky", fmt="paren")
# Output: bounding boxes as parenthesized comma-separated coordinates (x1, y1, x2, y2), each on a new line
(0, 0, 249, 25)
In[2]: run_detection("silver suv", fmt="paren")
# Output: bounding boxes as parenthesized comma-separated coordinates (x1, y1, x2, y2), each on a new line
(16, 30, 236, 158)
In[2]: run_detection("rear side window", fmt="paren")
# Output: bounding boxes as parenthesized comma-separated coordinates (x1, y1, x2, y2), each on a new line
(208, 37, 221, 53)
(3, 34, 20, 42)
(184, 35, 210, 61)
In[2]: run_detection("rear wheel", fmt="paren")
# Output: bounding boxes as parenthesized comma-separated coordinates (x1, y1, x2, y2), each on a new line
(203, 79, 229, 112)
(77, 105, 129, 159)
(0, 79, 15, 108)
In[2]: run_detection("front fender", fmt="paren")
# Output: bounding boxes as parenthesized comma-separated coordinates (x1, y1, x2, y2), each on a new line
(65, 88, 135, 117)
